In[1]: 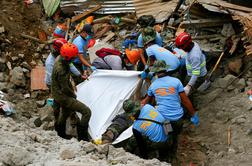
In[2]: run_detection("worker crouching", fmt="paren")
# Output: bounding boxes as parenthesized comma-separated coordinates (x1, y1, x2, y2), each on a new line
(51, 43, 91, 141)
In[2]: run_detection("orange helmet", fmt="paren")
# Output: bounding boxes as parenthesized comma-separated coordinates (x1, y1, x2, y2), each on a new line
(175, 32, 192, 50)
(60, 43, 78, 61)
(85, 16, 94, 24)
(125, 48, 141, 65)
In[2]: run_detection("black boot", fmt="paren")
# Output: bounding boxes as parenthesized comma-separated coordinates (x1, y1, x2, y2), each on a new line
(77, 125, 89, 141)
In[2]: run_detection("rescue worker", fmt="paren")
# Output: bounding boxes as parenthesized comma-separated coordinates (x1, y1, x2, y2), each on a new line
(137, 15, 163, 71)
(175, 32, 207, 95)
(45, 38, 81, 88)
(72, 24, 96, 72)
(140, 27, 181, 79)
(123, 99, 169, 160)
(51, 43, 91, 141)
(141, 60, 199, 156)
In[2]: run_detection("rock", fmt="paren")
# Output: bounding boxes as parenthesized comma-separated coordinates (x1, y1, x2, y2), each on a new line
(24, 93, 30, 99)
(231, 115, 247, 124)
(18, 54, 25, 59)
(34, 117, 42, 127)
(83, 142, 96, 153)
(6, 61, 12, 70)
(21, 62, 31, 70)
(0, 57, 7, 72)
(36, 100, 45, 108)
(1, 147, 34, 166)
(204, 88, 223, 101)
(11, 56, 19, 61)
(0, 26, 5, 33)
(60, 149, 76, 160)
(38, 105, 54, 122)
(213, 74, 237, 89)
(0, 72, 8, 82)
(30, 60, 37, 67)
(235, 78, 246, 89)
(33, 53, 40, 59)
(247, 128, 252, 135)
(9, 67, 26, 87)
(228, 59, 242, 75)
(221, 23, 235, 37)
(96, 144, 109, 155)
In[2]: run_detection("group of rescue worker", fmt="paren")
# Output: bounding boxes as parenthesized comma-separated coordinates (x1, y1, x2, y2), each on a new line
(45, 14, 207, 161)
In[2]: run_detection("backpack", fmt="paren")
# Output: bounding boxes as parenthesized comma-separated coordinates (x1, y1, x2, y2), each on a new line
(95, 48, 121, 58)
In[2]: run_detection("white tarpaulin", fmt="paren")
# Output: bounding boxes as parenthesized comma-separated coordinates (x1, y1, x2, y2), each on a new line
(76, 70, 141, 142)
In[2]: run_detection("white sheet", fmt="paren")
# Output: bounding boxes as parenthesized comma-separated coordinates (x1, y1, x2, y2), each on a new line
(76, 70, 141, 141)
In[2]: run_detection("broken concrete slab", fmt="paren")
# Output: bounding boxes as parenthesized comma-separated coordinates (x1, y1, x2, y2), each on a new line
(30, 66, 48, 90)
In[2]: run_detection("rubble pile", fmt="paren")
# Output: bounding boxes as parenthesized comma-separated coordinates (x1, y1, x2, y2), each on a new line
(0, 116, 169, 166)
(0, 0, 252, 165)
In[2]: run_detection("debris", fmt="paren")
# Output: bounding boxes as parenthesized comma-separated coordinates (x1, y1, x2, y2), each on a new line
(0, 26, 5, 33)
(228, 58, 243, 75)
(24, 93, 31, 99)
(101, 31, 115, 43)
(221, 23, 235, 37)
(60, 149, 76, 160)
(0, 100, 15, 116)
(21, 33, 53, 44)
(71, 4, 102, 23)
(10, 67, 26, 87)
(179, 18, 232, 29)
(227, 127, 231, 146)
(30, 66, 48, 90)
(93, 15, 136, 25)
(42, 0, 61, 17)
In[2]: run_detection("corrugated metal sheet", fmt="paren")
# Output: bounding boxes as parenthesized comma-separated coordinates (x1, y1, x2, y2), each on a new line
(60, 0, 135, 15)
(133, 0, 178, 23)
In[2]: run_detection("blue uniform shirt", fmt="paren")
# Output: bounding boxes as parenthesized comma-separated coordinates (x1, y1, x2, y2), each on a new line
(133, 104, 167, 142)
(148, 76, 184, 121)
(146, 44, 181, 71)
(72, 35, 89, 64)
(137, 32, 163, 48)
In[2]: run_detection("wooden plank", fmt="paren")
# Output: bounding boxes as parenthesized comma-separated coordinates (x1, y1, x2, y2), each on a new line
(199, 0, 252, 13)
(179, 18, 232, 28)
(101, 32, 115, 43)
(71, 5, 102, 23)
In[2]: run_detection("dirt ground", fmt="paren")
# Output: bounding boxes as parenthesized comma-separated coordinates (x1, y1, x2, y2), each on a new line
(0, 1, 252, 166)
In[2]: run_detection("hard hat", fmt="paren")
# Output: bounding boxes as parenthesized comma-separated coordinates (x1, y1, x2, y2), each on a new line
(52, 38, 67, 52)
(125, 48, 141, 65)
(60, 43, 79, 61)
(87, 39, 96, 48)
(85, 16, 94, 24)
(142, 26, 156, 46)
(175, 32, 192, 50)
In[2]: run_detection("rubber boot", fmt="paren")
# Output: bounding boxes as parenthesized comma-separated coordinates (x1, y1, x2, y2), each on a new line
(77, 125, 89, 141)
(55, 124, 67, 138)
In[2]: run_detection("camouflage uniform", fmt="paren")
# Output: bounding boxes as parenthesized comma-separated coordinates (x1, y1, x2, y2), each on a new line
(101, 100, 137, 144)
(51, 57, 91, 141)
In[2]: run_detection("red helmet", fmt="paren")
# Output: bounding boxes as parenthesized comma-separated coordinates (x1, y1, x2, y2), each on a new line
(87, 39, 96, 48)
(53, 38, 67, 52)
(175, 32, 192, 50)
(60, 43, 79, 61)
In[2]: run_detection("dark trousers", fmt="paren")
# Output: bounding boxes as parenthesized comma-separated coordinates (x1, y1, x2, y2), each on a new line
(55, 97, 91, 141)
(133, 118, 183, 161)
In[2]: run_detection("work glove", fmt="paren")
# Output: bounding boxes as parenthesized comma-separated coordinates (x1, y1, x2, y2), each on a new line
(140, 71, 148, 79)
(90, 66, 97, 71)
(184, 85, 192, 96)
(190, 113, 199, 126)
